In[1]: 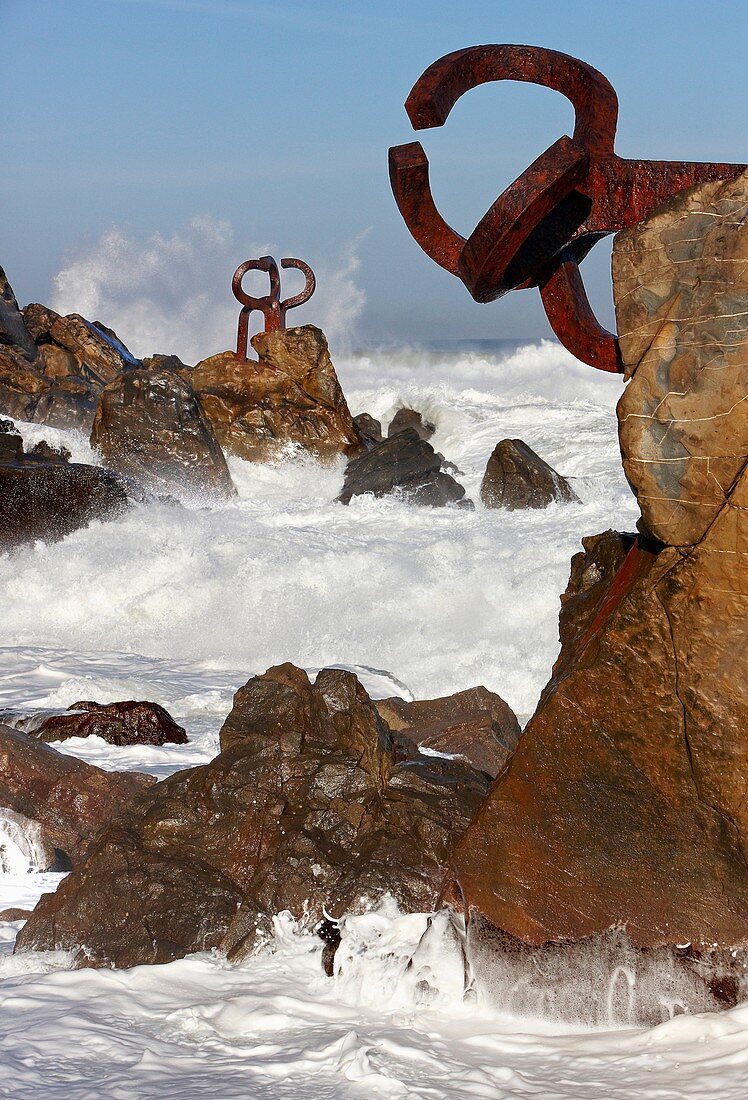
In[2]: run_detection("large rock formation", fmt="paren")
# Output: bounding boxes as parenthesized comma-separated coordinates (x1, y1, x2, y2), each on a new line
(375, 686, 520, 778)
(16, 664, 489, 968)
(90, 367, 235, 500)
(17, 700, 187, 747)
(0, 724, 155, 868)
(614, 169, 748, 546)
(339, 428, 468, 506)
(0, 426, 128, 550)
(188, 326, 362, 464)
(447, 175, 748, 1023)
(0, 288, 139, 432)
(480, 438, 579, 509)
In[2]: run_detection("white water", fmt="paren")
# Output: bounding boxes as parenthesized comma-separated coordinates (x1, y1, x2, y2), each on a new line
(5, 339, 746, 1097)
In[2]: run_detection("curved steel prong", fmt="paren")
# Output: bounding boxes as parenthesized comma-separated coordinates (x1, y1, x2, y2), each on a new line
(279, 258, 316, 321)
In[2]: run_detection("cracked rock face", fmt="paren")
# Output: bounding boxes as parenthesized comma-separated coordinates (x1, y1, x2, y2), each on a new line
(448, 460, 748, 1015)
(613, 169, 748, 546)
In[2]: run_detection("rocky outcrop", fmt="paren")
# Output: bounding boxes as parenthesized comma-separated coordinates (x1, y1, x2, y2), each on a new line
(388, 407, 435, 441)
(0, 297, 140, 432)
(613, 169, 748, 546)
(353, 412, 383, 448)
(0, 428, 127, 550)
(17, 701, 187, 747)
(90, 367, 235, 500)
(339, 428, 468, 507)
(188, 326, 362, 464)
(449, 460, 748, 1019)
(16, 664, 489, 968)
(0, 724, 155, 868)
(375, 686, 520, 778)
(0, 267, 36, 360)
(480, 438, 579, 509)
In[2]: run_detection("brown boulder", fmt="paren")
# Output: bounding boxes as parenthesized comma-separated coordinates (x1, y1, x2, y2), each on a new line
(0, 431, 128, 550)
(375, 686, 520, 778)
(480, 438, 579, 509)
(339, 428, 469, 507)
(23, 305, 138, 386)
(90, 367, 235, 500)
(0, 723, 155, 867)
(16, 664, 488, 968)
(449, 460, 748, 1018)
(20, 700, 188, 747)
(614, 169, 748, 546)
(188, 326, 362, 463)
(388, 407, 435, 441)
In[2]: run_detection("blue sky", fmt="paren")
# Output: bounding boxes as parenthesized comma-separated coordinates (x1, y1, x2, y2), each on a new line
(2, 0, 746, 348)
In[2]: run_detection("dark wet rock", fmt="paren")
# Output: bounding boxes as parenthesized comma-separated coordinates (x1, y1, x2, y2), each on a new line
(613, 168, 748, 546)
(0, 267, 36, 361)
(388, 407, 435, 441)
(17, 664, 488, 968)
(0, 418, 18, 434)
(353, 412, 383, 448)
(339, 428, 468, 507)
(480, 438, 579, 509)
(0, 723, 155, 867)
(90, 367, 235, 501)
(142, 354, 189, 373)
(20, 700, 188, 747)
(28, 440, 71, 462)
(0, 433, 128, 551)
(448, 461, 748, 1018)
(189, 326, 362, 464)
(375, 686, 521, 778)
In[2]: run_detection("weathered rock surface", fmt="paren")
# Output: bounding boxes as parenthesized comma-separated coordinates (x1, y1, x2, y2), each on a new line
(19, 701, 187, 747)
(449, 459, 748, 1017)
(188, 326, 362, 464)
(388, 407, 435, 441)
(480, 438, 579, 509)
(0, 267, 36, 360)
(16, 664, 489, 968)
(90, 367, 235, 500)
(0, 723, 155, 867)
(614, 169, 748, 546)
(353, 412, 383, 448)
(339, 428, 468, 507)
(0, 430, 128, 550)
(0, 277, 140, 433)
(375, 686, 520, 778)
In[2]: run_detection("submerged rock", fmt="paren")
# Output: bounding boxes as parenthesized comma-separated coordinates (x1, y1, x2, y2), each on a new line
(353, 412, 383, 448)
(0, 723, 155, 868)
(339, 428, 468, 507)
(16, 664, 489, 968)
(480, 438, 579, 509)
(189, 325, 362, 464)
(19, 700, 188, 747)
(614, 168, 748, 546)
(0, 430, 128, 550)
(375, 686, 520, 778)
(90, 367, 235, 501)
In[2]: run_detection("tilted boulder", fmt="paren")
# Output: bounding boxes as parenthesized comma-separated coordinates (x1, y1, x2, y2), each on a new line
(188, 326, 362, 464)
(388, 407, 435, 441)
(339, 428, 468, 507)
(375, 686, 520, 778)
(16, 664, 489, 968)
(480, 438, 579, 509)
(614, 169, 748, 546)
(353, 412, 383, 448)
(0, 429, 128, 550)
(90, 367, 235, 501)
(0, 723, 155, 867)
(0, 266, 37, 361)
(17, 700, 187, 747)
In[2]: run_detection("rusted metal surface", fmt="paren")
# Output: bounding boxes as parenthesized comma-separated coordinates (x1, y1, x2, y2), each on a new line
(232, 256, 316, 360)
(389, 45, 745, 371)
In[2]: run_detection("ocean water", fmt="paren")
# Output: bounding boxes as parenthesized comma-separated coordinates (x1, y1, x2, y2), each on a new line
(4, 338, 746, 1098)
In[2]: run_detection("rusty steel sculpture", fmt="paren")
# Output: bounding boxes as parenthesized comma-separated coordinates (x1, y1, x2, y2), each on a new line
(388, 45, 745, 371)
(232, 256, 316, 360)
